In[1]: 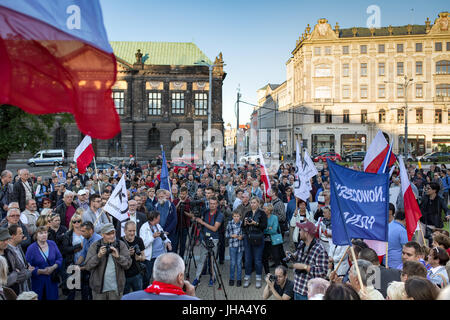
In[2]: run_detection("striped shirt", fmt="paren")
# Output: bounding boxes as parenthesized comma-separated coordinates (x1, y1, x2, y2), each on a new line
(225, 220, 244, 252)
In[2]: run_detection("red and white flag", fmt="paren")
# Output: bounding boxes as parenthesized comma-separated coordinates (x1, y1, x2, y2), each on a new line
(74, 135, 95, 174)
(364, 130, 396, 173)
(398, 155, 422, 241)
(259, 151, 271, 199)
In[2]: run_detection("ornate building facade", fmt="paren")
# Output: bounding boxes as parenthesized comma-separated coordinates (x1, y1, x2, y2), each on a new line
(256, 11, 450, 158)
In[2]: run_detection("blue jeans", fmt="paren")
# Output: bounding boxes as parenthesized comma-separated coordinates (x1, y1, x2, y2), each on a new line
(124, 274, 143, 294)
(229, 247, 243, 281)
(243, 236, 264, 278)
(294, 292, 308, 300)
(144, 258, 156, 283)
(172, 228, 189, 258)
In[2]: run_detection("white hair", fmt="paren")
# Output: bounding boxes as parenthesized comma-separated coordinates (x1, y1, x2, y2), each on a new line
(0, 256, 8, 286)
(386, 281, 406, 300)
(40, 208, 53, 216)
(16, 291, 38, 300)
(7, 202, 19, 210)
(7, 208, 20, 217)
(152, 253, 185, 285)
(64, 190, 74, 198)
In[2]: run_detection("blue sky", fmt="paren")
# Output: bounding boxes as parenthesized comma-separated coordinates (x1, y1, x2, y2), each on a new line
(100, 0, 448, 127)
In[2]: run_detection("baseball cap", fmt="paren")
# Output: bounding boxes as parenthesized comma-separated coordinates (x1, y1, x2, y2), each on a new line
(77, 189, 87, 196)
(101, 223, 115, 234)
(0, 228, 11, 241)
(296, 221, 316, 237)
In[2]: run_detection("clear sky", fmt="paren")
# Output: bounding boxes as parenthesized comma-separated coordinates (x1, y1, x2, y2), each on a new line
(99, 0, 448, 128)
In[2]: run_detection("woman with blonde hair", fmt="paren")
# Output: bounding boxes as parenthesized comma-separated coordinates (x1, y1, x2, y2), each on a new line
(386, 281, 406, 300)
(0, 255, 17, 300)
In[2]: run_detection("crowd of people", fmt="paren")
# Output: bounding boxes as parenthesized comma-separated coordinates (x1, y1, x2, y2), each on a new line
(0, 157, 450, 300)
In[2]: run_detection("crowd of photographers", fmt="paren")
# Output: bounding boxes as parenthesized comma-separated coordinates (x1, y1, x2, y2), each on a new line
(1, 158, 450, 300)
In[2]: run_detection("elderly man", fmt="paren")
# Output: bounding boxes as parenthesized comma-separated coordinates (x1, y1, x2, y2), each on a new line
(122, 252, 198, 300)
(155, 189, 177, 245)
(83, 194, 110, 234)
(348, 259, 384, 300)
(116, 199, 147, 238)
(76, 189, 89, 212)
(54, 190, 79, 229)
(1, 170, 13, 219)
(12, 169, 34, 212)
(84, 223, 132, 300)
(20, 199, 40, 236)
(0, 207, 31, 251)
(235, 192, 251, 221)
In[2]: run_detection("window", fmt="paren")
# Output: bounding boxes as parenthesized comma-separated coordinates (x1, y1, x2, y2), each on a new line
(342, 46, 349, 54)
(397, 84, 404, 98)
(397, 62, 404, 75)
(378, 44, 385, 53)
(416, 108, 423, 123)
(343, 110, 350, 123)
(54, 127, 67, 150)
(325, 46, 332, 55)
(148, 92, 162, 115)
(314, 110, 321, 123)
(112, 91, 125, 115)
(397, 109, 404, 123)
(447, 42, 450, 51)
(360, 63, 367, 77)
(360, 85, 368, 99)
(379, 109, 386, 123)
(378, 84, 385, 98)
(436, 84, 450, 97)
(416, 61, 423, 75)
(325, 110, 332, 123)
(378, 63, 385, 76)
(148, 128, 160, 148)
(343, 63, 350, 77)
(436, 42, 442, 51)
(397, 43, 404, 53)
(315, 86, 331, 98)
(416, 84, 423, 98)
(436, 61, 450, 75)
(435, 109, 442, 124)
(171, 92, 184, 114)
(360, 45, 367, 54)
(361, 109, 368, 123)
(315, 64, 331, 77)
(314, 47, 321, 55)
(342, 85, 350, 98)
(416, 43, 423, 52)
(194, 93, 208, 116)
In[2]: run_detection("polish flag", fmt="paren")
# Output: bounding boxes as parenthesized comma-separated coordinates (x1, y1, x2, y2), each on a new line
(74, 136, 95, 174)
(364, 130, 397, 173)
(398, 156, 422, 241)
(0, 0, 120, 139)
(259, 151, 271, 199)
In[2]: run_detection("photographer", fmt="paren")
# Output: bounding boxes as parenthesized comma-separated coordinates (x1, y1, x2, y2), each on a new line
(121, 221, 146, 294)
(172, 187, 193, 258)
(263, 266, 294, 300)
(191, 196, 224, 287)
(84, 223, 132, 300)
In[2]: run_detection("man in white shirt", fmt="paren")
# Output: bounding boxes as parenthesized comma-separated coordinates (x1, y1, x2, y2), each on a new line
(389, 177, 401, 211)
(233, 189, 243, 211)
(20, 199, 40, 236)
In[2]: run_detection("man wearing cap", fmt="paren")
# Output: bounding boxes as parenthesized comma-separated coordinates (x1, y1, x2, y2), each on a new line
(288, 221, 328, 300)
(84, 223, 132, 300)
(76, 189, 89, 212)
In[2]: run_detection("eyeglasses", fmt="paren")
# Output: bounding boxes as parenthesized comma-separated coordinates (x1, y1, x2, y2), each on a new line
(73, 220, 82, 223)
(9, 215, 20, 217)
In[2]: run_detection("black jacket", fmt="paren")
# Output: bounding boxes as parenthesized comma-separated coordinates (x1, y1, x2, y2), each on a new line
(12, 180, 35, 212)
(115, 211, 148, 240)
(61, 229, 83, 266)
(242, 208, 268, 237)
(54, 201, 79, 228)
(48, 225, 68, 252)
(420, 194, 448, 228)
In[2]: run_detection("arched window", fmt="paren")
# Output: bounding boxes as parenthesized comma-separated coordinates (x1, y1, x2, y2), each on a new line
(54, 127, 67, 150)
(315, 64, 331, 77)
(148, 128, 160, 148)
(378, 109, 386, 123)
(436, 60, 450, 75)
(436, 84, 450, 97)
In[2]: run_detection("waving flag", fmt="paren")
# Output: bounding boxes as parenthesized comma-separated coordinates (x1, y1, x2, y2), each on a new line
(398, 156, 422, 240)
(364, 130, 397, 173)
(259, 150, 271, 198)
(328, 159, 389, 245)
(0, 0, 120, 139)
(103, 174, 128, 222)
(160, 145, 172, 198)
(73, 135, 95, 174)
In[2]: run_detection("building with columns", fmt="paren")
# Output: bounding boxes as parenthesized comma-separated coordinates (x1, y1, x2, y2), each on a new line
(256, 11, 450, 159)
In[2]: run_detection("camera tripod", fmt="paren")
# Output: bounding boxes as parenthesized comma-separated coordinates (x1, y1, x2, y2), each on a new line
(202, 238, 228, 300)
(184, 220, 200, 279)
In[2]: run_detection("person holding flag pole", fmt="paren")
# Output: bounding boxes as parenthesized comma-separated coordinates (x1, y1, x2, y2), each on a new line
(74, 135, 102, 194)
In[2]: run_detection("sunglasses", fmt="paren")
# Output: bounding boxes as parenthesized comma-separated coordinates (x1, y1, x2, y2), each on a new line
(73, 220, 82, 223)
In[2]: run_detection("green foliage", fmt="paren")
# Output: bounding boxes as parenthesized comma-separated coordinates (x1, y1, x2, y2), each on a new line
(0, 105, 73, 159)
(438, 144, 450, 153)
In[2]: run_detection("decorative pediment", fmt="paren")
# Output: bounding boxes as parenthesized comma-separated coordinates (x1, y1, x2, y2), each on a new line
(309, 19, 339, 40)
(429, 12, 449, 34)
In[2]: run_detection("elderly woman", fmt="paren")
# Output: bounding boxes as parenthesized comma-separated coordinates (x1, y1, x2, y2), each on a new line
(386, 281, 406, 300)
(25, 226, 63, 300)
(427, 246, 449, 288)
(47, 213, 67, 251)
(0, 255, 17, 300)
(262, 203, 283, 274)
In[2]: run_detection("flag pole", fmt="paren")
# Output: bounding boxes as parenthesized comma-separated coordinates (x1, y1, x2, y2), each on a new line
(334, 246, 349, 272)
(350, 245, 366, 296)
(418, 223, 427, 246)
(385, 243, 389, 269)
(93, 156, 102, 195)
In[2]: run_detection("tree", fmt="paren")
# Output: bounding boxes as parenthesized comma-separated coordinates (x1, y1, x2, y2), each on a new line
(0, 105, 73, 172)
(438, 144, 450, 153)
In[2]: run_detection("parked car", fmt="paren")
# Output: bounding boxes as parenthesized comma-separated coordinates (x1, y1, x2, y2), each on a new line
(168, 160, 197, 172)
(417, 152, 450, 162)
(88, 162, 115, 171)
(27, 149, 66, 167)
(344, 151, 366, 162)
(313, 152, 342, 163)
(239, 154, 260, 163)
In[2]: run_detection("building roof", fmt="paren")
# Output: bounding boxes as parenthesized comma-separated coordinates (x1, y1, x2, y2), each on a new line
(339, 25, 427, 37)
(258, 83, 281, 91)
(109, 41, 213, 66)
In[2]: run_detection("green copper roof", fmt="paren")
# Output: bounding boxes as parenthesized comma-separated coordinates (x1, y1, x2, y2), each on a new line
(109, 41, 213, 66)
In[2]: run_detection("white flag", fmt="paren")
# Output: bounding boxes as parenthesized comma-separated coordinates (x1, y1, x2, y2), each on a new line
(303, 149, 318, 181)
(294, 141, 310, 202)
(103, 174, 129, 222)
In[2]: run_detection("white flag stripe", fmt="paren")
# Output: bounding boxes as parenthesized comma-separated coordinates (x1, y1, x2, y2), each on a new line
(103, 174, 129, 222)
(74, 135, 92, 162)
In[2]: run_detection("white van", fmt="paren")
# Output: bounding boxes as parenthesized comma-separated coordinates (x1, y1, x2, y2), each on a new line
(27, 149, 66, 167)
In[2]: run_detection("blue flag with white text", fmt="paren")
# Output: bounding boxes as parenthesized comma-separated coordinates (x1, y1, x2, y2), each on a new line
(327, 159, 389, 245)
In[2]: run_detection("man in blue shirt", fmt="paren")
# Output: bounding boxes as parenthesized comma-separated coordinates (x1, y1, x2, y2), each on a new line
(440, 169, 449, 207)
(192, 196, 224, 287)
(155, 189, 177, 246)
(75, 221, 102, 300)
(386, 210, 408, 269)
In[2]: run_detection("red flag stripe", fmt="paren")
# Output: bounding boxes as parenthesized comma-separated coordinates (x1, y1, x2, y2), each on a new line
(76, 144, 95, 174)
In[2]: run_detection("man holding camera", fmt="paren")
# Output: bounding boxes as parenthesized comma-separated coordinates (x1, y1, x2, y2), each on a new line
(84, 223, 132, 300)
(172, 187, 193, 258)
(121, 221, 146, 294)
(192, 196, 224, 287)
(263, 266, 294, 300)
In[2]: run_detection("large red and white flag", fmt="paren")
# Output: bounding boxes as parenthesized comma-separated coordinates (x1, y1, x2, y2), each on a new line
(398, 155, 422, 241)
(74, 135, 95, 174)
(0, 0, 120, 139)
(259, 150, 271, 198)
(364, 130, 396, 173)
